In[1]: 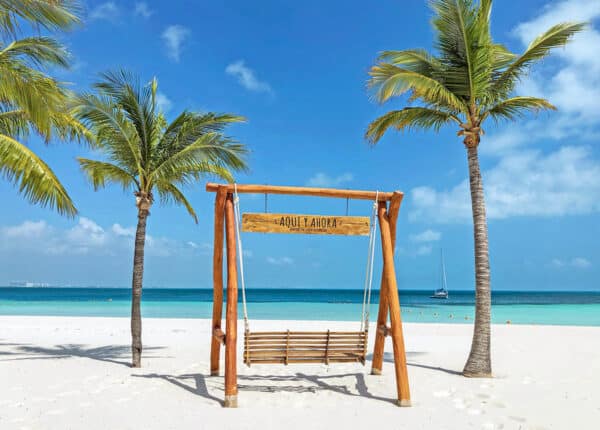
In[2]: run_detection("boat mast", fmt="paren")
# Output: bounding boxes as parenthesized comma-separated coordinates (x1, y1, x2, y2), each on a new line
(440, 248, 448, 291)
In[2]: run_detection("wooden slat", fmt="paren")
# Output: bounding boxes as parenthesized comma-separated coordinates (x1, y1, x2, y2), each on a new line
(242, 213, 370, 236)
(246, 334, 365, 339)
(246, 338, 364, 344)
(245, 349, 364, 356)
(246, 341, 365, 347)
(246, 350, 362, 361)
(246, 345, 365, 351)
(206, 183, 397, 202)
(246, 331, 365, 335)
(246, 338, 365, 342)
(247, 335, 366, 338)
(244, 358, 363, 364)
(243, 328, 367, 366)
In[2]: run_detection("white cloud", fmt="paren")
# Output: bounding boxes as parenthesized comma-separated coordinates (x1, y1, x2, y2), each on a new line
(551, 257, 591, 269)
(266, 256, 294, 265)
(409, 229, 441, 243)
(134, 2, 153, 18)
(572, 257, 592, 268)
(415, 245, 433, 256)
(411, 146, 600, 223)
(2, 220, 48, 239)
(480, 129, 530, 156)
(66, 217, 107, 249)
(550, 258, 565, 268)
(514, 0, 600, 46)
(156, 92, 173, 113)
(511, 0, 600, 139)
(161, 25, 191, 62)
(225, 60, 272, 94)
(306, 172, 353, 188)
(0, 218, 200, 258)
(111, 223, 135, 237)
(89, 2, 119, 21)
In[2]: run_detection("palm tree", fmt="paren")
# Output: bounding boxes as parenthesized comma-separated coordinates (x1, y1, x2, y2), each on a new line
(74, 70, 248, 367)
(0, 0, 84, 216)
(365, 0, 584, 377)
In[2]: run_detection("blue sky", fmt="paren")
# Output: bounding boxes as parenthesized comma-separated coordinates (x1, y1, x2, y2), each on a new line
(1, 0, 599, 290)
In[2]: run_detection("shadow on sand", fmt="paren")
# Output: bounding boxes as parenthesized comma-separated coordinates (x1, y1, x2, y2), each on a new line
(135, 371, 399, 407)
(1, 344, 167, 367)
(367, 351, 462, 376)
(135, 349, 464, 406)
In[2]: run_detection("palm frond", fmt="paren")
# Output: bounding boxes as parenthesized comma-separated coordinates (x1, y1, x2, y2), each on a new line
(431, 0, 498, 103)
(0, 57, 73, 141)
(154, 112, 246, 166)
(0, 36, 70, 69)
(377, 49, 443, 78)
(73, 93, 142, 174)
(93, 70, 158, 170)
(365, 107, 460, 144)
(154, 181, 198, 223)
(0, 0, 81, 36)
(0, 1, 79, 37)
(0, 108, 29, 138)
(78, 158, 138, 191)
(0, 133, 76, 216)
(368, 63, 467, 113)
(151, 132, 247, 183)
(482, 96, 556, 123)
(492, 22, 586, 97)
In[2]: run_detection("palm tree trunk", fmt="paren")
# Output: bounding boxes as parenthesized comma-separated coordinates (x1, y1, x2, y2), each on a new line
(131, 208, 148, 368)
(463, 144, 492, 377)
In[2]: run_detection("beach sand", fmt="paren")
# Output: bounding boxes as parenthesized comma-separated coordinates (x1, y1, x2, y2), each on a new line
(0, 316, 598, 429)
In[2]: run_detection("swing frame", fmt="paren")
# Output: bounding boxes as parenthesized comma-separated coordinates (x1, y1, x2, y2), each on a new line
(206, 183, 411, 408)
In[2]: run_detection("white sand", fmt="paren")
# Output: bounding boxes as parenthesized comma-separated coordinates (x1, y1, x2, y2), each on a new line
(0, 317, 598, 430)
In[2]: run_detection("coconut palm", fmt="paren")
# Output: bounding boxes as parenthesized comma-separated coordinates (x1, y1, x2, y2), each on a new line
(365, 0, 584, 376)
(0, 0, 83, 216)
(75, 70, 247, 367)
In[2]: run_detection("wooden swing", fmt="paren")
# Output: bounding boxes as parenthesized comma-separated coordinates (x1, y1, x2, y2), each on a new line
(206, 183, 411, 408)
(234, 184, 378, 367)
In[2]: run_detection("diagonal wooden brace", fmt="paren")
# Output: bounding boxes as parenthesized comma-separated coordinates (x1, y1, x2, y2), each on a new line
(377, 200, 411, 407)
(371, 192, 402, 376)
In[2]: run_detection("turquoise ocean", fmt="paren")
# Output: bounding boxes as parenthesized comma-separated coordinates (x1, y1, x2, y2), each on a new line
(1, 288, 599, 326)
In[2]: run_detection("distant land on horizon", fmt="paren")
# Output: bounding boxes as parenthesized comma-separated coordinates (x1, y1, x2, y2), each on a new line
(2, 285, 599, 292)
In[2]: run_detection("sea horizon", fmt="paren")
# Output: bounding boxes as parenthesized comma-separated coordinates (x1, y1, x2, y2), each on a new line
(3, 284, 600, 292)
(2, 287, 599, 327)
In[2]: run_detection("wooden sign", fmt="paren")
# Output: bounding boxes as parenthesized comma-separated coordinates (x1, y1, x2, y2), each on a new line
(241, 213, 370, 236)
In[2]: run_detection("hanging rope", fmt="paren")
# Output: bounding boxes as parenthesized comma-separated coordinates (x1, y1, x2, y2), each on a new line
(360, 192, 379, 332)
(233, 184, 250, 332)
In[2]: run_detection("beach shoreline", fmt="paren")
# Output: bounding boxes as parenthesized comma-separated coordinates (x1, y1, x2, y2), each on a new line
(1, 316, 598, 429)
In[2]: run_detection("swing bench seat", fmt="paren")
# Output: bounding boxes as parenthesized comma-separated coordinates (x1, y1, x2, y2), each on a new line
(243, 330, 368, 366)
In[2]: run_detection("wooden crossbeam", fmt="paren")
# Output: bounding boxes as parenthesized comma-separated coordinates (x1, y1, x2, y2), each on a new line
(206, 183, 398, 201)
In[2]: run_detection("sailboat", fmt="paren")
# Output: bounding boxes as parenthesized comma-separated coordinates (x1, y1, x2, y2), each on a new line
(431, 249, 449, 299)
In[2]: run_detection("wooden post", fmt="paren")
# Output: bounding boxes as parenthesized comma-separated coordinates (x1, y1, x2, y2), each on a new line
(378, 200, 411, 407)
(371, 192, 403, 375)
(224, 194, 238, 408)
(210, 187, 227, 376)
